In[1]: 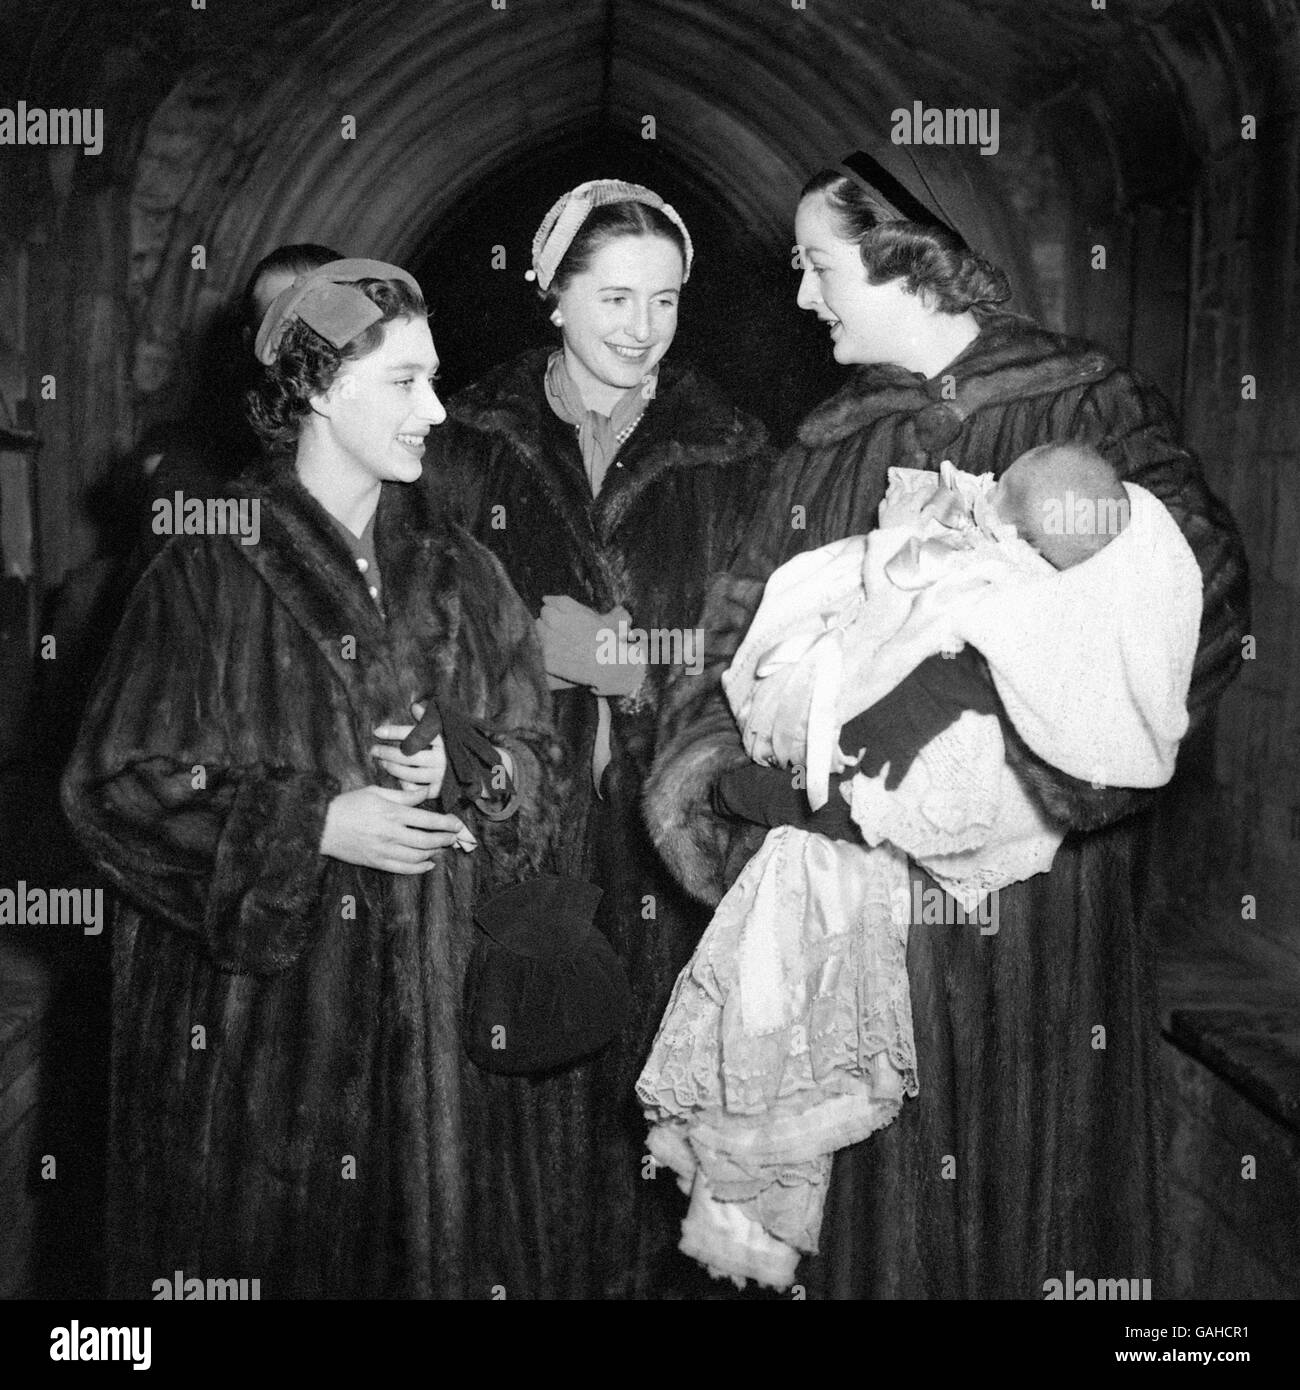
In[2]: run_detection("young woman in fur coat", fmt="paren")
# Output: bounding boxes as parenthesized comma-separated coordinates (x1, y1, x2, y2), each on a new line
(422, 181, 773, 1296)
(62, 261, 567, 1298)
(644, 156, 1250, 1299)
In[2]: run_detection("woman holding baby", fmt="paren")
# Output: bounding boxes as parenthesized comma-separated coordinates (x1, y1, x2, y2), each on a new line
(646, 151, 1249, 1298)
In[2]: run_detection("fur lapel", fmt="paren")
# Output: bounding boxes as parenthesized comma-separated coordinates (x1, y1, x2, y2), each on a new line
(227, 468, 384, 692)
(225, 468, 461, 732)
(797, 311, 1111, 448)
(373, 484, 462, 715)
(595, 360, 764, 539)
(450, 348, 766, 546)
(452, 348, 602, 588)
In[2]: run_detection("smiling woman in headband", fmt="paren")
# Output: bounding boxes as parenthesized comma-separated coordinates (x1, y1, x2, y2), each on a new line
(62, 256, 568, 1298)
(646, 148, 1249, 1299)
(423, 178, 772, 1298)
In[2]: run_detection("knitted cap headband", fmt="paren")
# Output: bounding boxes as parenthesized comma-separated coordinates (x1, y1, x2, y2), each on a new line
(835, 149, 967, 248)
(527, 179, 694, 292)
(254, 258, 423, 365)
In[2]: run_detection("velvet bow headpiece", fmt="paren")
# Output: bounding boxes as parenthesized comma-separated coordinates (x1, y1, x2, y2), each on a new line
(254, 258, 423, 365)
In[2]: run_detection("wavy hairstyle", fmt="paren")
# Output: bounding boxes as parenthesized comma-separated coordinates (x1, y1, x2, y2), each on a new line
(801, 169, 1010, 314)
(246, 277, 427, 453)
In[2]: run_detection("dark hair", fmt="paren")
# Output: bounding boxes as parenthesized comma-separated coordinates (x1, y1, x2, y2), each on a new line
(246, 277, 427, 452)
(800, 169, 1010, 313)
(542, 201, 687, 311)
(242, 242, 343, 336)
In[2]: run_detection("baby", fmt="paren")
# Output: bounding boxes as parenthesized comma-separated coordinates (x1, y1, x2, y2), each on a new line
(994, 441, 1131, 567)
(636, 441, 1203, 1290)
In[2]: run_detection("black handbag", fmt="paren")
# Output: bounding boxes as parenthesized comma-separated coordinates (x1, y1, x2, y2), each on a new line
(462, 876, 632, 1076)
(399, 695, 631, 1074)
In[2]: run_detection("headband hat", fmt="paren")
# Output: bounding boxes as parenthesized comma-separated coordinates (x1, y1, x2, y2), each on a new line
(835, 149, 968, 248)
(254, 258, 424, 365)
(527, 179, 694, 293)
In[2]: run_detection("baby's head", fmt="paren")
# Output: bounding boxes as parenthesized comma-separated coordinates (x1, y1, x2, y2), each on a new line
(991, 442, 1129, 569)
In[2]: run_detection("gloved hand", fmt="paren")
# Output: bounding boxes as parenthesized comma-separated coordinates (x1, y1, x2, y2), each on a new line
(713, 645, 1000, 838)
(839, 645, 1000, 790)
(713, 764, 858, 843)
(399, 696, 518, 820)
(536, 596, 646, 698)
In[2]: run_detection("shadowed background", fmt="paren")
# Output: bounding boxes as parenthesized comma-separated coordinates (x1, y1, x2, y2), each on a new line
(1, 0, 1297, 1298)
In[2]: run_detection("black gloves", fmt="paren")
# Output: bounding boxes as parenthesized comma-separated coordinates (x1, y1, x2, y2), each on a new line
(713, 764, 858, 841)
(837, 646, 999, 791)
(401, 696, 518, 820)
(715, 646, 999, 838)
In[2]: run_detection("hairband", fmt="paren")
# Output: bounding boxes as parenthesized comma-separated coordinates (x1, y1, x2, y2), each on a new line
(526, 179, 694, 292)
(835, 150, 966, 247)
(254, 258, 423, 365)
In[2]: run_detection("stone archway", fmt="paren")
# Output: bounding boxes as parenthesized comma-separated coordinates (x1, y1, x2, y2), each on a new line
(5, 0, 1278, 588)
(123, 0, 1052, 451)
(3, 0, 1300, 1304)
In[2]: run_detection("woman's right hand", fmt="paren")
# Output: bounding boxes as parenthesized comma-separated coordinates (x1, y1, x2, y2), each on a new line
(536, 597, 644, 697)
(319, 785, 476, 873)
(839, 646, 1000, 790)
(713, 764, 859, 842)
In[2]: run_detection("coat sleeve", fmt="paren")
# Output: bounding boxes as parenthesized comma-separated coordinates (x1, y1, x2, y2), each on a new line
(616, 418, 778, 785)
(643, 447, 811, 905)
(460, 538, 570, 883)
(1000, 365, 1250, 832)
(60, 541, 340, 974)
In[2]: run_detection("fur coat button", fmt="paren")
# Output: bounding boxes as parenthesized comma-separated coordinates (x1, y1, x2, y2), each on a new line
(912, 401, 964, 454)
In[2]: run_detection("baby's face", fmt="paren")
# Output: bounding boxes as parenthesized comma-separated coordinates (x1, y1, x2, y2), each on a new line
(985, 465, 1056, 561)
(987, 456, 1051, 546)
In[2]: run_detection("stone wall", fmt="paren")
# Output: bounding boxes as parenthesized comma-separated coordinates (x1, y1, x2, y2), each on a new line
(1, 0, 1291, 924)
(1161, 2, 1300, 955)
(1, 0, 1298, 1302)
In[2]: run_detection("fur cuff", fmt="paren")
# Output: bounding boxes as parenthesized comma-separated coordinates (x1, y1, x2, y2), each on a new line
(477, 728, 568, 883)
(999, 716, 1153, 834)
(643, 709, 762, 906)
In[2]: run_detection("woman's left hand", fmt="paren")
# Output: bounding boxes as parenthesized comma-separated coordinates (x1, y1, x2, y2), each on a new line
(372, 703, 447, 795)
(839, 646, 1000, 790)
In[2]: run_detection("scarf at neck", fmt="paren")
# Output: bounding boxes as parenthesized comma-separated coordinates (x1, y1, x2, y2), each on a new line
(544, 349, 657, 495)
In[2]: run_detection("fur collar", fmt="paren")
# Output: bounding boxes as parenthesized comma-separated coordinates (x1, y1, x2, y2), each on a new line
(224, 468, 462, 731)
(451, 348, 767, 469)
(797, 312, 1112, 448)
(444, 349, 768, 581)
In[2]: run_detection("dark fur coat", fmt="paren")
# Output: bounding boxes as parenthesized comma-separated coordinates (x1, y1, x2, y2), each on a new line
(423, 349, 773, 1296)
(645, 311, 1250, 1298)
(61, 469, 567, 1299)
